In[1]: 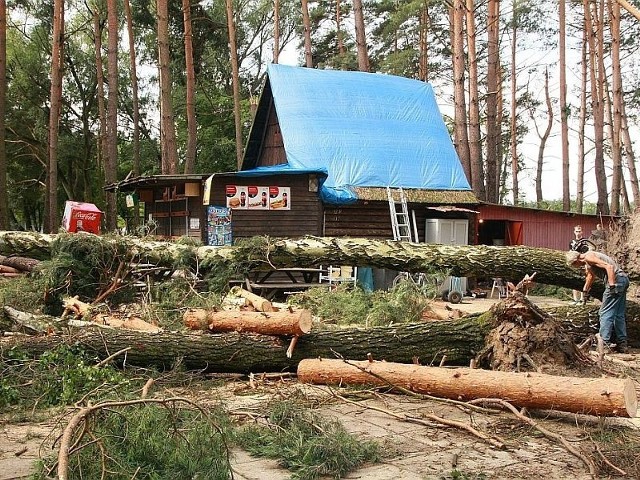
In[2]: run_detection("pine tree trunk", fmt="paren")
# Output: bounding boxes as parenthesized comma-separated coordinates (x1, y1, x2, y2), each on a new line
(301, 0, 313, 67)
(0, 231, 621, 297)
(48, 0, 64, 232)
(297, 359, 637, 417)
(0, 0, 7, 230)
(608, 0, 623, 214)
(124, 0, 140, 177)
(92, 7, 107, 176)
(352, 0, 370, 72)
(450, 0, 471, 183)
(1, 317, 488, 372)
(559, 0, 570, 211)
(485, 0, 500, 203)
(105, 0, 119, 230)
(4, 304, 639, 374)
(225, 0, 244, 169)
(465, 0, 484, 200)
(158, 0, 178, 174)
(182, 0, 197, 174)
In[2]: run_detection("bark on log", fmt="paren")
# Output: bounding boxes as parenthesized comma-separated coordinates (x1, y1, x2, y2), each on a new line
(550, 303, 640, 348)
(297, 358, 638, 418)
(0, 231, 618, 294)
(230, 286, 273, 312)
(0, 255, 40, 272)
(183, 308, 312, 336)
(2, 306, 68, 334)
(0, 317, 489, 372)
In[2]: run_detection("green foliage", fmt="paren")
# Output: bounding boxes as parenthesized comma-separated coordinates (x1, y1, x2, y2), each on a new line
(0, 274, 47, 312)
(236, 400, 380, 480)
(0, 345, 130, 412)
(446, 470, 488, 480)
(143, 277, 222, 329)
(40, 233, 138, 314)
(33, 404, 232, 480)
(527, 283, 572, 300)
(290, 282, 431, 327)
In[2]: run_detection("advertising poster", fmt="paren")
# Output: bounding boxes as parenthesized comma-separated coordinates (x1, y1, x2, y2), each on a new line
(247, 186, 270, 210)
(269, 186, 291, 210)
(225, 185, 248, 209)
(207, 206, 232, 246)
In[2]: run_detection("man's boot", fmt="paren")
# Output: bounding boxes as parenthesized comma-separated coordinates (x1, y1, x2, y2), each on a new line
(616, 341, 628, 354)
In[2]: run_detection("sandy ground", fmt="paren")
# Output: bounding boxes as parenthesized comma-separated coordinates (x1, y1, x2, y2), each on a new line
(1, 294, 638, 480)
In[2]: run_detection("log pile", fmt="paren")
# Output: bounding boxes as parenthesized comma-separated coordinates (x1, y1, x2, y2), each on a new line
(0, 255, 39, 278)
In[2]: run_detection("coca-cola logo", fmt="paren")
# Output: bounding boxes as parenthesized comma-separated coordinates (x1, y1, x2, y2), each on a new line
(73, 212, 98, 221)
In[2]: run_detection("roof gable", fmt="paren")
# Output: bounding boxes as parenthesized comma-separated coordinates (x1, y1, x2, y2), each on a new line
(242, 65, 472, 204)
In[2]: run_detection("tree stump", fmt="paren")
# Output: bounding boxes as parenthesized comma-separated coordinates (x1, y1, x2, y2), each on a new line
(475, 292, 586, 372)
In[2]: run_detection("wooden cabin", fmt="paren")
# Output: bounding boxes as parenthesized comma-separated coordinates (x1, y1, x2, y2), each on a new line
(106, 66, 616, 295)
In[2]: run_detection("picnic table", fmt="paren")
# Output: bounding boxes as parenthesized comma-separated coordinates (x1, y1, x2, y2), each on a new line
(245, 267, 326, 299)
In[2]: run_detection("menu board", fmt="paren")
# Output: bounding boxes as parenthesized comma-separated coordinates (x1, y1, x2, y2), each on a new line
(225, 185, 248, 209)
(225, 185, 291, 211)
(247, 186, 270, 210)
(269, 186, 291, 210)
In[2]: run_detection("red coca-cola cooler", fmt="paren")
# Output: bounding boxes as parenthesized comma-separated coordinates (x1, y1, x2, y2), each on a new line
(62, 201, 103, 234)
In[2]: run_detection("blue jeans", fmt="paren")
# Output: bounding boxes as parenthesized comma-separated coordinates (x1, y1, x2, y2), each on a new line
(599, 273, 629, 344)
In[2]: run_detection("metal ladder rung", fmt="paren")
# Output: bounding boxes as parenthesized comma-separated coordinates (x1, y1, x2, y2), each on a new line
(387, 187, 413, 242)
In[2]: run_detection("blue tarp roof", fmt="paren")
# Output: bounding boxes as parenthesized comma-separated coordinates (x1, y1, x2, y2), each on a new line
(240, 65, 471, 204)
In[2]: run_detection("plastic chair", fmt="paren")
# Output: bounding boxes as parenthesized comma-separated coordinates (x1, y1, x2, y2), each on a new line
(319, 265, 357, 287)
(490, 278, 508, 299)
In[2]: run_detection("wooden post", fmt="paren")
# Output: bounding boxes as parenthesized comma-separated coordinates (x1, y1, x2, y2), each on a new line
(297, 359, 638, 418)
(183, 308, 313, 336)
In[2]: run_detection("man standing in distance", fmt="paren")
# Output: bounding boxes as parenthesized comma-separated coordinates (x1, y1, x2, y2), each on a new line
(569, 225, 584, 304)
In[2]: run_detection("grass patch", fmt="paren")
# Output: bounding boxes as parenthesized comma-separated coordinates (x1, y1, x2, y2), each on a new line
(33, 403, 232, 480)
(235, 399, 380, 480)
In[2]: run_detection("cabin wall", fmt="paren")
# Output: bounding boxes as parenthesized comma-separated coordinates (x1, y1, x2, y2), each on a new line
(209, 174, 323, 240)
(323, 202, 473, 243)
(257, 104, 287, 167)
(142, 185, 206, 240)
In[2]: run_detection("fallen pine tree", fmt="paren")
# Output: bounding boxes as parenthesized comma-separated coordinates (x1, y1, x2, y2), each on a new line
(3, 293, 637, 373)
(0, 230, 616, 296)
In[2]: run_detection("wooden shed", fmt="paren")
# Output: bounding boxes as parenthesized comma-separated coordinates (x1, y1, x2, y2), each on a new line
(476, 203, 617, 251)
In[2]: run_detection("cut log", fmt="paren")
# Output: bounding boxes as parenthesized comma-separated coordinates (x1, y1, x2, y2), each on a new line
(297, 358, 638, 418)
(0, 315, 489, 372)
(0, 255, 40, 272)
(183, 308, 312, 336)
(0, 265, 20, 274)
(92, 313, 162, 333)
(230, 286, 274, 312)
